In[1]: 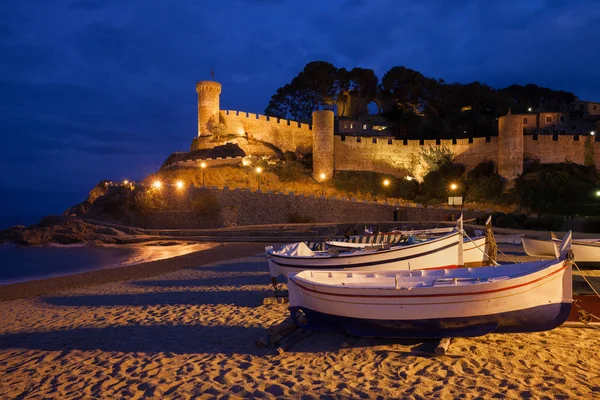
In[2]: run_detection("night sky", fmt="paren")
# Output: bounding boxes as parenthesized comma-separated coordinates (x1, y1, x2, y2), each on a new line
(2, 0, 600, 222)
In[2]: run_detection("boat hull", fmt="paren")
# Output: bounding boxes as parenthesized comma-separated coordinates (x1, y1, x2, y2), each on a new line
(289, 302, 572, 338)
(267, 234, 487, 279)
(288, 258, 572, 338)
(523, 236, 600, 263)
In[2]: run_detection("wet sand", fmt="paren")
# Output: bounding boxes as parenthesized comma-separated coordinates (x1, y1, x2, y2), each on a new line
(0, 243, 599, 399)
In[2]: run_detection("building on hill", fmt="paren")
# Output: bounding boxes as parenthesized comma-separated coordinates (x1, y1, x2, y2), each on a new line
(521, 111, 596, 136)
(336, 115, 391, 138)
(185, 80, 600, 187)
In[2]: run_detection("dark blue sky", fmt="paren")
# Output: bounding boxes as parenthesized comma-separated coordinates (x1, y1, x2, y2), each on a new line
(2, 0, 600, 220)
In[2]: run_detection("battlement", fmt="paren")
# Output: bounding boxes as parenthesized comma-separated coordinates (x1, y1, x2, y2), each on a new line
(222, 110, 312, 130)
(334, 135, 497, 148)
(196, 81, 222, 94)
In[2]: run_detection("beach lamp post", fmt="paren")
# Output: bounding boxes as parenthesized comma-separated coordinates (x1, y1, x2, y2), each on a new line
(256, 166, 263, 190)
(200, 162, 207, 186)
(320, 173, 326, 197)
(448, 182, 463, 211)
(383, 179, 390, 202)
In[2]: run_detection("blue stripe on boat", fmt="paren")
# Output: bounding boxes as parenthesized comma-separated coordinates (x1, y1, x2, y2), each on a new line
(289, 302, 572, 338)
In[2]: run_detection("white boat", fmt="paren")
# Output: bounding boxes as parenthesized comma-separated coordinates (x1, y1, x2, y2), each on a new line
(266, 217, 491, 282)
(522, 234, 600, 264)
(287, 232, 573, 338)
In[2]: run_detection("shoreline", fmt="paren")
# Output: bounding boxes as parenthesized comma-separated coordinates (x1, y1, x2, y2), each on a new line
(0, 241, 267, 302)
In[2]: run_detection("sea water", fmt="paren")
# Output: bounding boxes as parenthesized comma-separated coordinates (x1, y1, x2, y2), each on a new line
(0, 242, 209, 284)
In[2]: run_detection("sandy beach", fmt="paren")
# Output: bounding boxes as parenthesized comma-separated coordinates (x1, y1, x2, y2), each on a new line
(1, 243, 599, 399)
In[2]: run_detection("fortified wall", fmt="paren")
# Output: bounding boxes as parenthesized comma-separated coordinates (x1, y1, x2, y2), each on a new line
(218, 110, 313, 155)
(195, 80, 600, 183)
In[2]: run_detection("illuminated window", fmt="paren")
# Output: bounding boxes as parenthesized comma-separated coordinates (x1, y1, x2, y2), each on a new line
(344, 123, 348, 129)
(363, 124, 367, 130)
(350, 123, 354, 129)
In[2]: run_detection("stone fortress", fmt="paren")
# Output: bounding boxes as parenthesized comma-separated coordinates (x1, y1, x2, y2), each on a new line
(190, 80, 600, 185)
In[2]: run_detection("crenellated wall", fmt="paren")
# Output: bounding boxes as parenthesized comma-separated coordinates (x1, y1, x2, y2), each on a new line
(219, 110, 313, 155)
(524, 134, 600, 170)
(333, 135, 498, 179)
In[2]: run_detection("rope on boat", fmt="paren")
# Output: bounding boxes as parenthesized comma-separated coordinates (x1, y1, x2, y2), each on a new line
(573, 261, 600, 299)
(460, 230, 501, 266)
(572, 261, 600, 329)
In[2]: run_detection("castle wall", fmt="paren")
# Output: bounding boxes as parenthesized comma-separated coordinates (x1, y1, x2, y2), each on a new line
(333, 136, 498, 180)
(524, 134, 599, 166)
(128, 187, 486, 229)
(219, 110, 313, 155)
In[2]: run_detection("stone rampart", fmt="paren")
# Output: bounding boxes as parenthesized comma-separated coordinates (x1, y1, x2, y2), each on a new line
(131, 186, 486, 229)
(333, 135, 498, 179)
(524, 134, 588, 165)
(220, 110, 312, 155)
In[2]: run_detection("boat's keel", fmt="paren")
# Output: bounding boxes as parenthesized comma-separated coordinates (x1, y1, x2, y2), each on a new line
(290, 303, 572, 339)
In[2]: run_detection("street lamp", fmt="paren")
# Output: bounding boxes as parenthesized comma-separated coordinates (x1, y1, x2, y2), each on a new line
(256, 166, 262, 190)
(450, 183, 458, 191)
(200, 162, 207, 186)
(596, 190, 600, 197)
(528, 107, 532, 112)
(319, 173, 326, 196)
(383, 179, 390, 202)
(591, 131, 596, 136)
(152, 180, 162, 189)
(175, 180, 184, 190)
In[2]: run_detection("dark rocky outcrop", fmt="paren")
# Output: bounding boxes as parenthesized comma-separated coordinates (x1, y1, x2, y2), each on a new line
(63, 181, 111, 216)
(0, 216, 144, 246)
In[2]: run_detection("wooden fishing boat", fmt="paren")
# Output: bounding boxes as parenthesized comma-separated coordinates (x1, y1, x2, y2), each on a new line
(266, 217, 493, 282)
(522, 234, 600, 264)
(287, 232, 573, 338)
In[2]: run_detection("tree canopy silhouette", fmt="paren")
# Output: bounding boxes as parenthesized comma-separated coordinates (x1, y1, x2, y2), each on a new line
(265, 61, 578, 138)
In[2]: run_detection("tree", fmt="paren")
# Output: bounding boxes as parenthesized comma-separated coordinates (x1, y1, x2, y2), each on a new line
(265, 61, 340, 122)
(380, 66, 427, 114)
(420, 146, 454, 173)
(347, 67, 378, 117)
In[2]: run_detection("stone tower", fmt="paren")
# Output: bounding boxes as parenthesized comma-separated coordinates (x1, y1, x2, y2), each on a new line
(312, 110, 335, 181)
(196, 81, 222, 137)
(497, 114, 524, 185)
